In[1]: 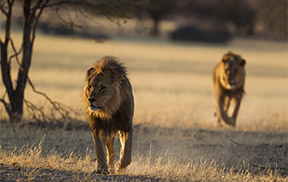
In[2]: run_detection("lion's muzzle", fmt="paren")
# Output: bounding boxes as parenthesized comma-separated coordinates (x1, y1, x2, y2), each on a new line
(88, 98, 102, 111)
(88, 98, 96, 103)
(228, 79, 236, 89)
(90, 106, 101, 112)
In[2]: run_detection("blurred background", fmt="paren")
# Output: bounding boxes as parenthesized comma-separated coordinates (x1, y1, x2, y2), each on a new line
(2, 0, 287, 42)
(0, 0, 287, 131)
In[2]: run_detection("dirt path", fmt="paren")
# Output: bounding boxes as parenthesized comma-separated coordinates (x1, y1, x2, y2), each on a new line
(0, 164, 166, 182)
(133, 126, 288, 176)
(0, 123, 287, 181)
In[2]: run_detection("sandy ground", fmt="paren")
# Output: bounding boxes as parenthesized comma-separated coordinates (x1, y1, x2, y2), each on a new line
(0, 123, 287, 181)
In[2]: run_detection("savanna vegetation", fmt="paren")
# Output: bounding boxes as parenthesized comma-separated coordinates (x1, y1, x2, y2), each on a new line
(0, 0, 287, 181)
(0, 31, 287, 181)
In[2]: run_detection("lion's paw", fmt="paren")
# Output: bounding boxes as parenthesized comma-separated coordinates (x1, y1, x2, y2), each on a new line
(92, 168, 109, 175)
(230, 118, 236, 127)
(115, 168, 126, 174)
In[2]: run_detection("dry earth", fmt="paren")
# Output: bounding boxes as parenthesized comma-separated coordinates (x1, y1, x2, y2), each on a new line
(0, 122, 287, 181)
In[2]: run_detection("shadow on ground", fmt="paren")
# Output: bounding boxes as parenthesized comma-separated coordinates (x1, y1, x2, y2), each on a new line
(0, 164, 167, 182)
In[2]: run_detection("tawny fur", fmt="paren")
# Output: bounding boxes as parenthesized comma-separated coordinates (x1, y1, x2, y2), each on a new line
(83, 56, 134, 174)
(212, 51, 246, 127)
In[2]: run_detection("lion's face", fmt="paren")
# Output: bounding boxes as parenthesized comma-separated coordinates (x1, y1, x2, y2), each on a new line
(84, 64, 122, 118)
(85, 73, 115, 112)
(219, 52, 246, 90)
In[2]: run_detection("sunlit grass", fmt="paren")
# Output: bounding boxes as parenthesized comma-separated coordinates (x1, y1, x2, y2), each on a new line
(0, 136, 286, 181)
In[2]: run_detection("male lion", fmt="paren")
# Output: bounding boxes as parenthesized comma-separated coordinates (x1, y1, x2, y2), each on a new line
(212, 51, 246, 126)
(83, 56, 134, 174)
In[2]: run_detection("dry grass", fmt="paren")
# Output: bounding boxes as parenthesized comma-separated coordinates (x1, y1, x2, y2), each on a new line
(0, 125, 287, 181)
(0, 32, 287, 181)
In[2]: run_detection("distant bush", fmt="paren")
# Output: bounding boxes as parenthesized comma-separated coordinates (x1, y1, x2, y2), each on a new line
(170, 25, 231, 43)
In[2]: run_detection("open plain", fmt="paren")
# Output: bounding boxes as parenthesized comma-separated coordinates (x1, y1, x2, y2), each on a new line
(0, 32, 287, 181)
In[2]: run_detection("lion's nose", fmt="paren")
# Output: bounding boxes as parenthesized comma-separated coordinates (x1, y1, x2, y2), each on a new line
(88, 98, 96, 103)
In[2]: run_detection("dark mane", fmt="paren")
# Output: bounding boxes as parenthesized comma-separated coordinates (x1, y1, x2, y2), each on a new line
(94, 56, 127, 82)
(83, 56, 133, 136)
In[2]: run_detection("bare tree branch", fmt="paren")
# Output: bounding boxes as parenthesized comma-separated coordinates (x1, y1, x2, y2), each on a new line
(9, 36, 81, 122)
(9, 38, 23, 67)
(24, 0, 42, 24)
(31, 0, 45, 10)
(1, 0, 14, 102)
(41, 0, 87, 9)
(26, 78, 59, 112)
(43, 1, 67, 8)
(0, 99, 11, 118)
(0, 4, 8, 17)
(4, 0, 14, 44)
(23, 99, 45, 121)
(1, 0, 15, 16)
(31, 0, 49, 43)
(71, 3, 103, 27)
(54, 7, 82, 30)
(0, 91, 12, 118)
(26, 77, 82, 121)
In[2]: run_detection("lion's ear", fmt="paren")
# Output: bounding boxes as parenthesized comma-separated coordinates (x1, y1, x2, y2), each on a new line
(239, 59, 246, 67)
(107, 62, 125, 83)
(111, 71, 124, 83)
(222, 51, 233, 63)
(222, 56, 229, 63)
(86, 67, 96, 78)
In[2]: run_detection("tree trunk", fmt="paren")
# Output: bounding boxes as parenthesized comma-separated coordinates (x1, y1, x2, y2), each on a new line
(11, 0, 34, 121)
(1, 0, 15, 120)
(0, 0, 34, 122)
(151, 18, 160, 36)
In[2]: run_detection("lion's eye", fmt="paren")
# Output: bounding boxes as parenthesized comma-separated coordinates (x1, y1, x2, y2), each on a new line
(87, 85, 92, 90)
(100, 86, 106, 92)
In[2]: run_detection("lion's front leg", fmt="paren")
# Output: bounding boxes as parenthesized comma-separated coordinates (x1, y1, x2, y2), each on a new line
(106, 137, 115, 173)
(224, 96, 231, 112)
(116, 129, 132, 173)
(231, 96, 242, 126)
(216, 96, 235, 126)
(91, 131, 109, 174)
